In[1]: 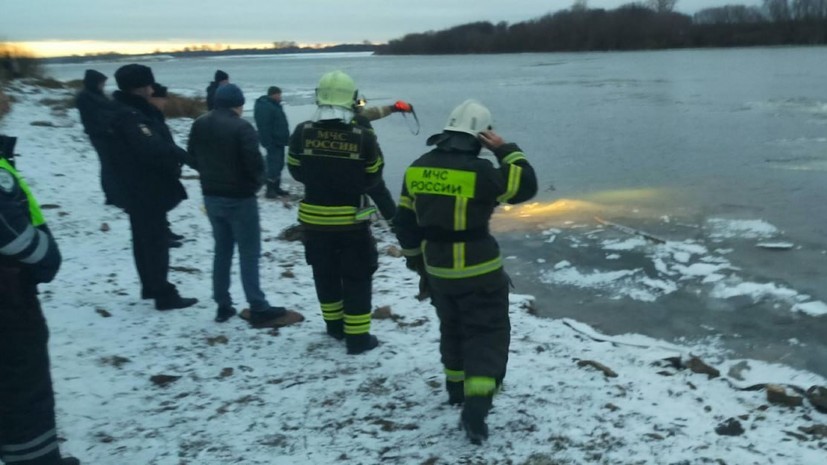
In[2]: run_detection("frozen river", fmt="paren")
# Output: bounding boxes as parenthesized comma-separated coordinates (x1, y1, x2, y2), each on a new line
(47, 47, 827, 375)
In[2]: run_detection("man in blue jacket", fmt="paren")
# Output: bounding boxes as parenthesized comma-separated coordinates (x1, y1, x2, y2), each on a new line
(0, 135, 80, 465)
(253, 86, 290, 198)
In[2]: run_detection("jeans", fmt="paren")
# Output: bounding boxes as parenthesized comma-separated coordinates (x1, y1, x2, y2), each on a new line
(204, 196, 269, 310)
(265, 146, 285, 184)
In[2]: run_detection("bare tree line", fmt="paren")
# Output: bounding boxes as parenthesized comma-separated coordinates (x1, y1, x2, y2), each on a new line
(378, 0, 827, 55)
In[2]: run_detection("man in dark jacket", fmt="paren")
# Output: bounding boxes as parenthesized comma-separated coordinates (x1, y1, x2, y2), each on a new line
(393, 99, 538, 445)
(0, 136, 80, 465)
(287, 70, 385, 355)
(108, 64, 196, 311)
(253, 86, 290, 198)
(75, 69, 121, 206)
(188, 84, 304, 327)
(205, 70, 229, 111)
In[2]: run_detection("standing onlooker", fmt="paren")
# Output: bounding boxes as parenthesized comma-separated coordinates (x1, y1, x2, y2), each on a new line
(1, 136, 80, 465)
(253, 86, 290, 198)
(205, 70, 229, 111)
(188, 83, 304, 327)
(107, 64, 197, 310)
(75, 69, 121, 206)
(287, 70, 385, 354)
(393, 100, 538, 444)
(148, 82, 186, 246)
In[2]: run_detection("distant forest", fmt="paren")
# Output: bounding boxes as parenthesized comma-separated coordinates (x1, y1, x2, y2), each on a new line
(377, 0, 827, 54)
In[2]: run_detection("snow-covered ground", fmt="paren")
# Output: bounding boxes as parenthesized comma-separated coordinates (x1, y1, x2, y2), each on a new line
(2, 81, 827, 465)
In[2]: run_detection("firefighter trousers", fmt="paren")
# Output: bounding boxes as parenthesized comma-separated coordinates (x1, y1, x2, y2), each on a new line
(430, 281, 511, 386)
(303, 228, 378, 335)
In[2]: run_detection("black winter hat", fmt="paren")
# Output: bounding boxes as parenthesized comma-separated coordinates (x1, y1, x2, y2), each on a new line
(214, 70, 229, 82)
(82, 69, 107, 90)
(214, 83, 245, 108)
(114, 64, 155, 91)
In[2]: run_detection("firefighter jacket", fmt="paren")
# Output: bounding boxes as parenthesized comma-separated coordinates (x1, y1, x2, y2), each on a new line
(287, 119, 384, 231)
(394, 142, 537, 291)
(0, 159, 61, 294)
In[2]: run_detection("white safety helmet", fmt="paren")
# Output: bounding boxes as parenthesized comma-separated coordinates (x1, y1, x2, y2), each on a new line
(315, 70, 358, 109)
(444, 99, 492, 136)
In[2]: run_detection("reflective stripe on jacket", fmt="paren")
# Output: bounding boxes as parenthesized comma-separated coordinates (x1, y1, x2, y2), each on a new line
(394, 143, 537, 282)
(287, 120, 384, 230)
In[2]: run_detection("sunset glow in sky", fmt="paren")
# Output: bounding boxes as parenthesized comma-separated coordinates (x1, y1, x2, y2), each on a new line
(10, 41, 322, 58)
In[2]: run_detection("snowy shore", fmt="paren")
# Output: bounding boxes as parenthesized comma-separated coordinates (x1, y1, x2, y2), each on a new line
(2, 80, 826, 465)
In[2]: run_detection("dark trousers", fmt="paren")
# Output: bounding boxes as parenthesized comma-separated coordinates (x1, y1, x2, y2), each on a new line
(430, 282, 511, 383)
(304, 228, 377, 335)
(0, 269, 63, 465)
(128, 209, 174, 298)
(265, 146, 285, 185)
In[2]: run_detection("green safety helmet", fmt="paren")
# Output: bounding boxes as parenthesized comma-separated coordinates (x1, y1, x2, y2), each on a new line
(315, 71, 358, 109)
(444, 99, 492, 137)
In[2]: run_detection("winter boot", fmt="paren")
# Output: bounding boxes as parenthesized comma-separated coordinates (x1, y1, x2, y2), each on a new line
(346, 333, 379, 355)
(460, 395, 492, 445)
(154, 292, 198, 311)
(446, 380, 465, 405)
(326, 319, 345, 340)
(215, 305, 237, 323)
(60, 457, 81, 465)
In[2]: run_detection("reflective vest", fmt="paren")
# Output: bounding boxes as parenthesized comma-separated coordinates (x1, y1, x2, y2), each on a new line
(0, 158, 45, 226)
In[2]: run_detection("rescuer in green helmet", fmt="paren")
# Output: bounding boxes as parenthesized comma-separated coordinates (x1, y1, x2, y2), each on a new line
(287, 71, 387, 354)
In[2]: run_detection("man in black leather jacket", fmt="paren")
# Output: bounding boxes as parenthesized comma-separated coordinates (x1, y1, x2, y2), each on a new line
(187, 83, 303, 327)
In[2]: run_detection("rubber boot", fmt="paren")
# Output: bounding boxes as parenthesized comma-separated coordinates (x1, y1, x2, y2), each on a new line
(346, 333, 379, 355)
(326, 320, 345, 340)
(461, 395, 492, 445)
(446, 380, 465, 405)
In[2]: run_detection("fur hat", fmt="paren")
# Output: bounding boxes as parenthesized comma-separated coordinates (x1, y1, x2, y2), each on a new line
(214, 83, 245, 108)
(151, 83, 168, 98)
(114, 64, 155, 91)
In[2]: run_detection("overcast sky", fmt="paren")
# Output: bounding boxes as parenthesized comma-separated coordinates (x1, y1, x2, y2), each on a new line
(5, 0, 764, 47)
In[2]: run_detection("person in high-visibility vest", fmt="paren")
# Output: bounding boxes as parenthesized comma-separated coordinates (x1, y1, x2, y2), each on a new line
(0, 136, 80, 465)
(393, 100, 538, 445)
(287, 71, 386, 355)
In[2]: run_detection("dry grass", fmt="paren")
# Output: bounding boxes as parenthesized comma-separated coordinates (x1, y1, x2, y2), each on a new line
(0, 89, 9, 121)
(0, 43, 43, 81)
(164, 93, 206, 119)
(40, 96, 75, 112)
(25, 77, 66, 89)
